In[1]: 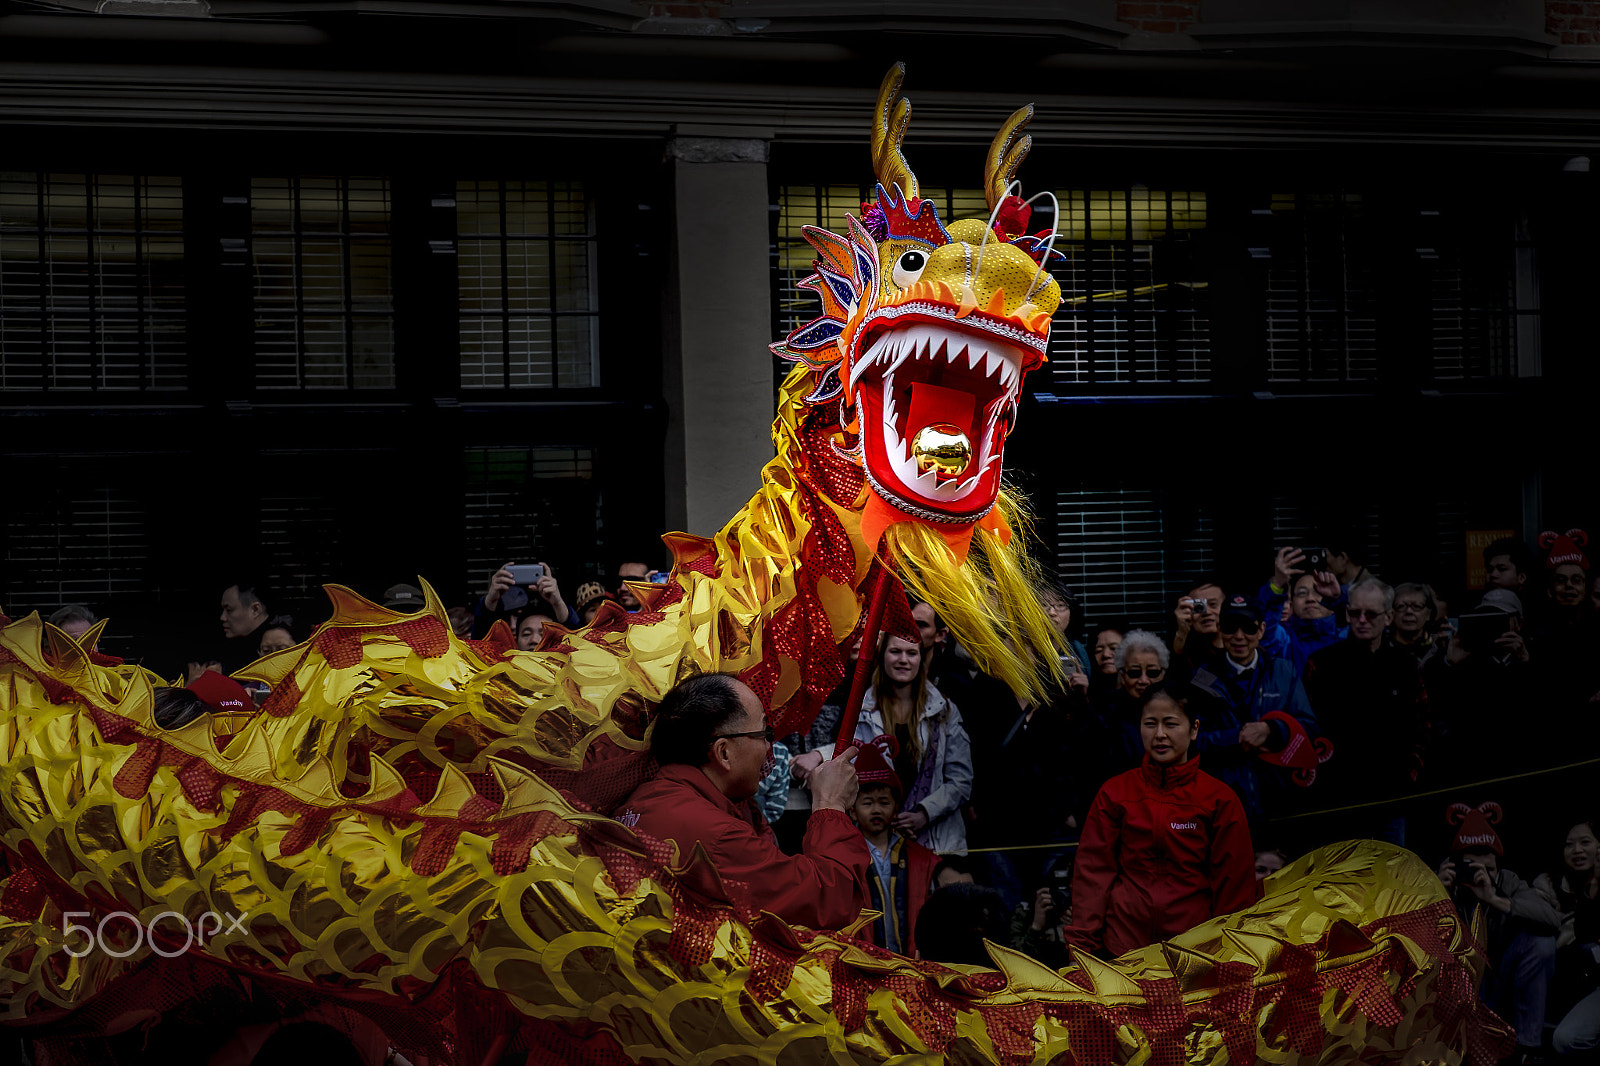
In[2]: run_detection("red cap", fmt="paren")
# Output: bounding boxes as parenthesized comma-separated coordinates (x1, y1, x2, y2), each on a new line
(1446, 801, 1504, 856)
(853, 734, 902, 795)
(186, 672, 254, 716)
(1539, 529, 1591, 571)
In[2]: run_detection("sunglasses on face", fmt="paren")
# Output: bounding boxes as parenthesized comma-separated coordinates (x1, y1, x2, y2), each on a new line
(1219, 620, 1260, 634)
(1346, 608, 1387, 621)
(1121, 666, 1165, 679)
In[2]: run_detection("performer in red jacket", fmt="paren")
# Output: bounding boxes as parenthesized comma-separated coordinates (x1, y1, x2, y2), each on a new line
(1065, 683, 1257, 958)
(619, 672, 870, 930)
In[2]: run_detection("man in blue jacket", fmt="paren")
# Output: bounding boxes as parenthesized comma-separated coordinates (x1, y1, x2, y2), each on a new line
(1185, 593, 1320, 825)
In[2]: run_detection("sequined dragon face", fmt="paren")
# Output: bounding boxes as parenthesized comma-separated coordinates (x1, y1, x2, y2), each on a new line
(846, 205, 1060, 526)
(769, 68, 1063, 554)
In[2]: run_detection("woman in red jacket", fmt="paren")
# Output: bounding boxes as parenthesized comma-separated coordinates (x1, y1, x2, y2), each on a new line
(1065, 683, 1257, 958)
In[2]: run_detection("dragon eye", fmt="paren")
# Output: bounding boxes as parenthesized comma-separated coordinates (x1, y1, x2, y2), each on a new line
(892, 249, 927, 288)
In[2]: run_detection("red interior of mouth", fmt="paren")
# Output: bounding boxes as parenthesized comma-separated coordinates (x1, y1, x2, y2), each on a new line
(904, 382, 976, 454)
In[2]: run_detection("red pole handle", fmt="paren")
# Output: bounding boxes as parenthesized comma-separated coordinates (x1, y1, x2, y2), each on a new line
(833, 567, 896, 758)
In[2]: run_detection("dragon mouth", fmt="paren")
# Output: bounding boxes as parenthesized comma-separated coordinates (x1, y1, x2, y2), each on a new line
(849, 318, 1029, 520)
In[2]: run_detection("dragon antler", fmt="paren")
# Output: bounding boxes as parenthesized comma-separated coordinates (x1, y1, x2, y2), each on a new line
(872, 63, 918, 199)
(985, 104, 1034, 210)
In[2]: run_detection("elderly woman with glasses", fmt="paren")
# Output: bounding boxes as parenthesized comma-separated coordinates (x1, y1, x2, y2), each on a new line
(1390, 582, 1445, 666)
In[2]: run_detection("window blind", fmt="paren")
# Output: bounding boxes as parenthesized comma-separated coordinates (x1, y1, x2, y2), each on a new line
(0, 172, 185, 391)
(461, 445, 603, 597)
(1049, 189, 1210, 387)
(1055, 486, 1215, 632)
(252, 176, 395, 390)
(1261, 192, 1379, 384)
(458, 181, 597, 389)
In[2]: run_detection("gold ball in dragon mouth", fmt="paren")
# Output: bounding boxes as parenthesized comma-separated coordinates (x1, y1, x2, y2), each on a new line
(911, 423, 973, 479)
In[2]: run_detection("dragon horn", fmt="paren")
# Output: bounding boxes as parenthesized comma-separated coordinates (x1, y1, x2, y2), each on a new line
(986, 103, 1035, 211)
(872, 63, 918, 200)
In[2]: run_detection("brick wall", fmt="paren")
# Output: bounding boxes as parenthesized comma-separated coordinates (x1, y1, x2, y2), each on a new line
(1116, 0, 1200, 34)
(1548, 0, 1600, 43)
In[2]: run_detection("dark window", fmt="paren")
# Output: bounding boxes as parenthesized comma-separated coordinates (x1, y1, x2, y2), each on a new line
(1260, 192, 1379, 384)
(1054, 485, 1215, 631)
(1422, 204, 1528, 381)
(461, 445, 601, 596)
(251, 176, 395, 389)
(0, 172, 185, 391)
(1049, 189, 1210, 387)
(2, 456, 151, 641)
(457, 181, 597, 389)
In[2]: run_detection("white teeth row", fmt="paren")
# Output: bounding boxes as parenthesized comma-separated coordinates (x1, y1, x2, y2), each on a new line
(850, 324, 1024, 398)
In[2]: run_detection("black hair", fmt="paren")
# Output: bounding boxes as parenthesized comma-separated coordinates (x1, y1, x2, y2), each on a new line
(1182, 576, 1224, 598)
(518, 603, 556, 623)
(1322, 525, 1367, 562)
(261, 614, 296, 640)
(227, 579, 269, 613)
(153, 687, 211, 730)
(858, 778, 903, 806)
(1137, 682, 1194, 724)
(650, 672, 749, 767)
(1089, 621, 1129, 643)
(909, 597, 944, 632)
(930, 854, 976, 883)
(47, 604, 96, 629)
(913, 883, 1009, 966)
(1483, 536, 1533, 575)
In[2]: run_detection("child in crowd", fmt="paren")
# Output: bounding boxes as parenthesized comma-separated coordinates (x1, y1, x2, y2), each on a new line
(1255, 847, 1289, 881)
(851, 737, 938, 957)
(1066, 684, 1257, 958)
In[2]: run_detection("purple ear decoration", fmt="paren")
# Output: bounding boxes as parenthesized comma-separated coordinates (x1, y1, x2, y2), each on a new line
(804, 362, 844, 405)
(786, 317, 846, 351)
(820, 268, 857, 308)
(860, 200, 889, 241)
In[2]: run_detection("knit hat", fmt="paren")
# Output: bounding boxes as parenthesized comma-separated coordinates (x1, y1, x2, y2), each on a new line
(853, 734, 903, 797)
(575, 581, 613, 615)
(1539, 529, 1591, 571)
(1446, 801, 1504, 856)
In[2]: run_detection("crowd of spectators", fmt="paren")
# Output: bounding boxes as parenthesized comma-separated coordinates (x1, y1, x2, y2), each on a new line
(14, 527, 1600, 1063)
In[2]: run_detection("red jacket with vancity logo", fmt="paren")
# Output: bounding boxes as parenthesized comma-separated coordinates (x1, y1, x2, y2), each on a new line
(1065, 754, 1257, 958)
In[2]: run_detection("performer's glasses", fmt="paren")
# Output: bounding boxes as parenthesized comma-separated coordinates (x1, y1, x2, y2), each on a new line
(717, 725, 775, 744)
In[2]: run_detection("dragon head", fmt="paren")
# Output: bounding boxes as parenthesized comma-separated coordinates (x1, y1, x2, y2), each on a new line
(773, 65, 1063, 560)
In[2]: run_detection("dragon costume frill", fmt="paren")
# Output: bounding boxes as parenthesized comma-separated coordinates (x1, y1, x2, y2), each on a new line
(1, 66, 1512, 1066)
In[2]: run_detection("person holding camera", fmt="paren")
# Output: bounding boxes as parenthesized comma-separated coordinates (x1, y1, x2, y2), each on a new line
(1258, 547, 1345, 678)
(1425, 588, 1534, 782)
(1064, 684, 1256, 960)
(1437, 803, 1560, 1066)
(472, 561, 579, 639)
(1010, 853, 1076, 969)
(1170, 579, 1225, 683)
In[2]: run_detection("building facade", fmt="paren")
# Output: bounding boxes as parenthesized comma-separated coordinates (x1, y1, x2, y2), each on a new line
(3, 0, 1597, 668)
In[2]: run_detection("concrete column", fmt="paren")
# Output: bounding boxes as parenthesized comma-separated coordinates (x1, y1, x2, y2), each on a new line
(663, 131, 774, 537)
